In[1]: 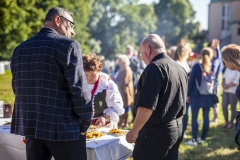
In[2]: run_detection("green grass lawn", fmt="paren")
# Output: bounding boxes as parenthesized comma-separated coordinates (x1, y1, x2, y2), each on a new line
(1, 71, 240, 159)
(0, 71, 14, 104)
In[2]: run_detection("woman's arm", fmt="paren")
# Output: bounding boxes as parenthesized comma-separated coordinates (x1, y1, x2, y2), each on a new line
(104, 80, 124, 123)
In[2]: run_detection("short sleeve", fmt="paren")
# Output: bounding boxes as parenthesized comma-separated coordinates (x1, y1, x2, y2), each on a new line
(136, 63, 162, 110)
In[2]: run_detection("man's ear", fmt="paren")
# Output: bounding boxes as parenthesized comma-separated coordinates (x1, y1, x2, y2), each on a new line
(146, 45, 151, 55)
(54, 16, 61, 27)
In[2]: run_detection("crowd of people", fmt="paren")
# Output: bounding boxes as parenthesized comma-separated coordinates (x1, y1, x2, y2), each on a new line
(9, 6, 240, 160)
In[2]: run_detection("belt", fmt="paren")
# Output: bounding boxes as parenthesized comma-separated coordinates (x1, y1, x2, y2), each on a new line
(144, 116, 183, 128)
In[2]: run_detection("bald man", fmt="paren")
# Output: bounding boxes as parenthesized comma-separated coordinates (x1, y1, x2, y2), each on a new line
(126, 34, 187, 160)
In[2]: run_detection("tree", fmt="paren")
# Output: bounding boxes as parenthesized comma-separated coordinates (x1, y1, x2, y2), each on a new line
(154, 0, 199, 46)
(88, 0, 157, 59)
(0, 0, 92, 60)
(59, 0, 93, 55)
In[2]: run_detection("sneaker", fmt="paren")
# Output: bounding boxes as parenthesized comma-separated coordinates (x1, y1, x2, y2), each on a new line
(183, 133, 187, 139)
(197, 138, 204, 144)
(185, 139, 198, 146)
(210, 119, 218, 124)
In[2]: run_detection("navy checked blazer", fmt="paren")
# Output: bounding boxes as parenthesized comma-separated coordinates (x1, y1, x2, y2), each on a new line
(10, 28, 92, 141)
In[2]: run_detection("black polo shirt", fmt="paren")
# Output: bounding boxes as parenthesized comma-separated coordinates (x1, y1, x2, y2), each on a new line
(134, 53, 187, 126)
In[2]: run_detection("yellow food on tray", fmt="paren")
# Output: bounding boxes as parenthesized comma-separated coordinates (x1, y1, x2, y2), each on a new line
(86, 131, 104, 139)
(109, 128, 125, 135)
(89, 125, 98, 130)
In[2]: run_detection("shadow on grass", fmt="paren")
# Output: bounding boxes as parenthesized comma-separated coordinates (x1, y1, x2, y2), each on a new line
(179, 124, 240, 160)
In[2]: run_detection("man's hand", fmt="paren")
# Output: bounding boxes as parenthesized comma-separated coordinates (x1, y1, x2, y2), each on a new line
(80, 132, 86, 135)
(125, 107, 152, 144)
(126, 129, 138, 143)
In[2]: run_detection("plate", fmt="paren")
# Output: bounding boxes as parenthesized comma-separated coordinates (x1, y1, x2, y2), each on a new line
(108, 129, 127, 136)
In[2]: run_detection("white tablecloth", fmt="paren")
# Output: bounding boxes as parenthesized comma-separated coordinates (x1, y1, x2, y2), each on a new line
(0, 118, 133, 160)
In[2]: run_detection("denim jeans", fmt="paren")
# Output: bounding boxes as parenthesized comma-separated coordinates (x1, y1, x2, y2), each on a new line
(133, 118, 183, 160)
(191, 106, 210, 140)
(183, 102, 190, 134)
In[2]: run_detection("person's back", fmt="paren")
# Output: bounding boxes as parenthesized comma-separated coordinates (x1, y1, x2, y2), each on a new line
(126, 34, 187, 160)
(11, 7, 92, 160)
(11, 29, 86, 139)
(141, 54, 187, 125)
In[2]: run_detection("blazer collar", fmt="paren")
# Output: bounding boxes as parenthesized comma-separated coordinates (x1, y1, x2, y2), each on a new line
(38, 27, 59, 35)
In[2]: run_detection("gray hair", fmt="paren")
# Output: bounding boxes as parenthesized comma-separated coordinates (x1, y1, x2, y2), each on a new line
(118, 54, 130, 66)
(141, 34, 166, 53)
(44, 7, 73, 22)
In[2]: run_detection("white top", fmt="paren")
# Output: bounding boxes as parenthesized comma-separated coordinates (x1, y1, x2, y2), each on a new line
(223, 68, 240, 94)
(88, 72, 124, 127)
(176, 60, 190, 73)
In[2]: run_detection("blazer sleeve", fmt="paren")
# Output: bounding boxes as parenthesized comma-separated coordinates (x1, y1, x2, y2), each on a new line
(63, 41, 92, 132)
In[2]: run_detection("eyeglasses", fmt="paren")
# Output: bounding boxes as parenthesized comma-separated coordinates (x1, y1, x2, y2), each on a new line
(60, 16, 75, 29)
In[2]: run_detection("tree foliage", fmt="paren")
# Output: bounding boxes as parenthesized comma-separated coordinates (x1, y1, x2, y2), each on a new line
(0, 0, 91, 60)
(0, 0, 200, 60)
(154, 0, 199, 45)
(88, 0, 157, 58)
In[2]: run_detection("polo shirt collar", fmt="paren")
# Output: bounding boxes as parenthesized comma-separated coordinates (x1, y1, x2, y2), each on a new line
(151, 52, 168, 63)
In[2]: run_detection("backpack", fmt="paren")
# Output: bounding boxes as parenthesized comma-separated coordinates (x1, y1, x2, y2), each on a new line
(195, 64, 215, 95)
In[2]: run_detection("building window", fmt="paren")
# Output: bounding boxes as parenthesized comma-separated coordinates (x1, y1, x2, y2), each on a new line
(222, 20, 225, 30)
(227, 5, 231, 17)
(222, 6, 225, 17)
(226, 20, 230, 30)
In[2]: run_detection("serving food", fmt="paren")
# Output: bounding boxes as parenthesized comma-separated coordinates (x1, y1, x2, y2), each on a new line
(89, 124, 98, 130)
(86, 131, 104, 139)
(109, 128, 126, 135)
(4, 122, 11, 125)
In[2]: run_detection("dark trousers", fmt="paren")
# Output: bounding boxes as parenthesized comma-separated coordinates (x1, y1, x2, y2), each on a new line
(26, 135, 86, 160)
(183, 102, 190, 134)
(133, 118, 183, 160)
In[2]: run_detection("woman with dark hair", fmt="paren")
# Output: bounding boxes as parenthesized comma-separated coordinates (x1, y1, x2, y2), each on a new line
(83, 53, 124, 128)
(185, 47, 215, 146)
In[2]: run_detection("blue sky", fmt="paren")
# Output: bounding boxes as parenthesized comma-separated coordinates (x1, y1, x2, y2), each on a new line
(138, 0, 209, 30)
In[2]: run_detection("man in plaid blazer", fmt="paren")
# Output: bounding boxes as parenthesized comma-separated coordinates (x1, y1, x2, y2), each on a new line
(10, 7, 92, 160)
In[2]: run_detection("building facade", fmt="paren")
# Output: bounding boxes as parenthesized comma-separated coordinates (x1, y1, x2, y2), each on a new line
(208, 0, 240, 46)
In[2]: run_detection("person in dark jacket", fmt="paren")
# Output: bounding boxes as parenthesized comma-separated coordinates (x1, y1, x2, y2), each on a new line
(185, 47, 215, 146)
(10, 7, 92, 160)
(209, 39, 223, 124)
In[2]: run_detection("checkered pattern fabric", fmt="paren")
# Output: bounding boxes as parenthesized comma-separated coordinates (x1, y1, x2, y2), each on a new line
(10, 28, 92, 141)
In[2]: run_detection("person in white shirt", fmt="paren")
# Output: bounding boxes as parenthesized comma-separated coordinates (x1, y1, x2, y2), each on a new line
(174, 44, 190, 138)
(83, 53, 124, 128)
(222, 68, 240, 128)
(174, 44, 191, 73)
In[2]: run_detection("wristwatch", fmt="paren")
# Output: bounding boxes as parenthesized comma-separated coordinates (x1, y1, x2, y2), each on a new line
(102, 115, 109, 122)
